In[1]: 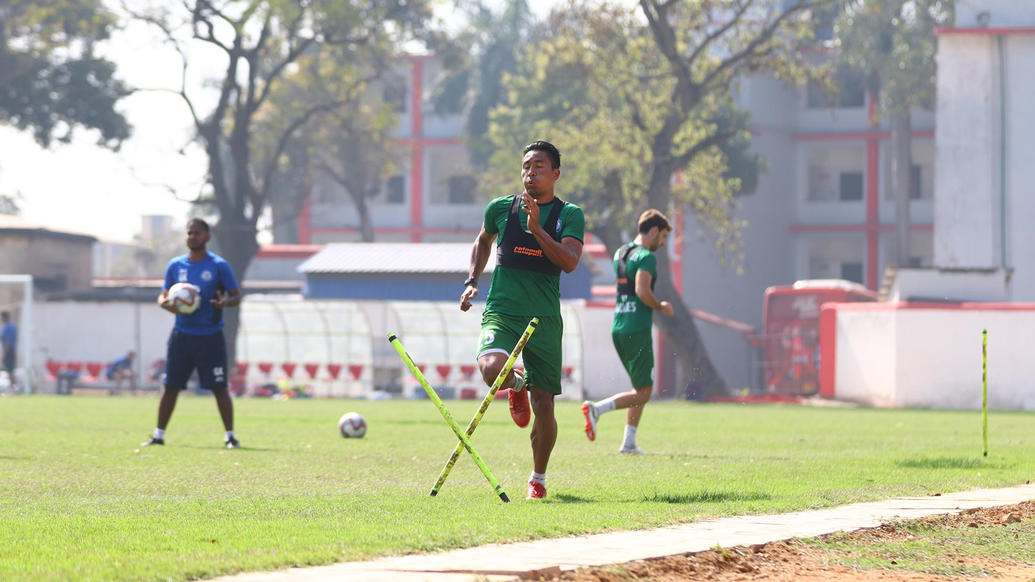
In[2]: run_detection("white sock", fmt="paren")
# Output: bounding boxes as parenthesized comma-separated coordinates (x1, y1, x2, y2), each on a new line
(530, 471, 546, 485)
(595, 396, 618, 415)
(623, 425, 638, 448)
(509, 371, 525, 391)
(225, 430, 235, 440)
(153, 428, 165, 439)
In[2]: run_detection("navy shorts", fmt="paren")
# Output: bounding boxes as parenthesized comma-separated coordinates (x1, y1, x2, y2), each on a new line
(165, 328, 228, 390)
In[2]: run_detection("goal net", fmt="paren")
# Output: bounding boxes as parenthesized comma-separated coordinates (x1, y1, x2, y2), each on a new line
(0, 275, 33, 393)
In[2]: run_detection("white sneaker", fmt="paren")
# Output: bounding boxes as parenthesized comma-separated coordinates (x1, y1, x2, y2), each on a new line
(619, 445, 646, 455)
(581, 401, 599, 441)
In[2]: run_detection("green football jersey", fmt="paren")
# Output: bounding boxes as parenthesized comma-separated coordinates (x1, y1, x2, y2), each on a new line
(612, 244, 657, 334)
(483, 194, 585, 317)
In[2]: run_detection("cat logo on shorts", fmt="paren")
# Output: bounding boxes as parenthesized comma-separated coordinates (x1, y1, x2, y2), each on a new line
(479, 330, 495, 348)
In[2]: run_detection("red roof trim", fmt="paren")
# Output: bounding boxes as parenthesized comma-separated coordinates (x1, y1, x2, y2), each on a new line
(255, 244, 323, 259)
(792, 130, 934, 142)
(936, 27, 1035, 36)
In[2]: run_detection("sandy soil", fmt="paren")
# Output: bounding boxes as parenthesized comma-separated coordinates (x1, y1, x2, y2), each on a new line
(529, 501, 1035, 582)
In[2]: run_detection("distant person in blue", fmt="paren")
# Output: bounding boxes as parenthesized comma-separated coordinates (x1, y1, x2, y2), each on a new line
(1, 311, 16, 383)
(142, 218, 243, 449)
(106, 350, 137, 394)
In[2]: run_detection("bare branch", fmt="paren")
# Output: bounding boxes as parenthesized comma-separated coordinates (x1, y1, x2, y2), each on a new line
(119, 1, 204, 128)
(187, 0, 231, 53)
(257, 98, 356, 202)
(683, 0, 754, 72)
(700, 0, 821, 90)
(672, 127, 740, 169)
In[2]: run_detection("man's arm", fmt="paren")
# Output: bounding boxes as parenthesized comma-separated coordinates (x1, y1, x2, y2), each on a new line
(157, 289, 179, 314)
(522, 192, 582, 273)
(460, 227, 496, 312)
(212, 288, 242, 308)
(635, 270, 674, 316)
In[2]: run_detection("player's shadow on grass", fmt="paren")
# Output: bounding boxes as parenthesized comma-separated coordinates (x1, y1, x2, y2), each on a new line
(173, 445, 274, 452)
(896, 456, 1008, 470)
(642, 490, 771, 504)
(550, 493, 595, 503)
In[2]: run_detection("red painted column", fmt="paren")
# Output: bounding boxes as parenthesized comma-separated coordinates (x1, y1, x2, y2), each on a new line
(409, 58, 424, 243)
(299, 195, 311, 244)
(865, 94, 880, 290)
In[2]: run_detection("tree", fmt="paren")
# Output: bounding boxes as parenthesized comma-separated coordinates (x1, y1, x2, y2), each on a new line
(0, 193, 21, 215)
(0, 0, 130, 148)
(429, 0, 536, 170)
(835, 0, 953, 267)
(486, 0, 832, 398)
(125, 0, 437, 364)
(257, 53, 402, 243)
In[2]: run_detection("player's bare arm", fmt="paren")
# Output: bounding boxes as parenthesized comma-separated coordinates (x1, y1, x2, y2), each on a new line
(635, 270, 674, 316)
(212, 288, 242, 309)
(522, 192, 582, 273)
(461, 227, 496, 312)
(157, 290, 179, 314)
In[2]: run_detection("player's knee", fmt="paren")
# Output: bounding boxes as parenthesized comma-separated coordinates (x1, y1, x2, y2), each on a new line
(633, 386, 653, 405)
(479, 366, 501, 386)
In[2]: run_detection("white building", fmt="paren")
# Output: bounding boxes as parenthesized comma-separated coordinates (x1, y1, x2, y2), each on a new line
(933, 0, 1035, 299)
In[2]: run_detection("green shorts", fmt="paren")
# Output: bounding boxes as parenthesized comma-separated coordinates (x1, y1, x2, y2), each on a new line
(612, 330, 654, 388)
(478, 311, 563, 394)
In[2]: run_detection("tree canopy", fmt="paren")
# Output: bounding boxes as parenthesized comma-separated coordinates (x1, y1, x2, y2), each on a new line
(126, 0, 439, 363)
(0, 0, 130, 148)
(835, 0, 953, 115)
(484, 0, 832, 397)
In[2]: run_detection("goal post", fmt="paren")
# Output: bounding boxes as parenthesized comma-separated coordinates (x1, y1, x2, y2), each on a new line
(0, 275, 33, 393)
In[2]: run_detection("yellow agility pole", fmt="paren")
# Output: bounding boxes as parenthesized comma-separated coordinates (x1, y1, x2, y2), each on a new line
(430, 317, 538, 497)
(388, 333, 511, 502)
(982, 328, 988, 458)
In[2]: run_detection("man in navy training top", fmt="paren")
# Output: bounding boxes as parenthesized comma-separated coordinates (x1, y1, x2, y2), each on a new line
(142, 218, 243, 449)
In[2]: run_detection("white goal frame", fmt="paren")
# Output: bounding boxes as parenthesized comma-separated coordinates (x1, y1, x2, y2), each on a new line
(0, 275, 33, 393)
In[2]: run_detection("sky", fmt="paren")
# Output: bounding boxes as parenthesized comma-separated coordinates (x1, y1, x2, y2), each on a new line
(0, 0, 563, 243)
(0, 15, 209, 243)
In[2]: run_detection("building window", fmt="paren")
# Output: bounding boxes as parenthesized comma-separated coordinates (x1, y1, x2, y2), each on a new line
(840, 262, 864, 284)
(839, 172, 863, 201)
(448, 175, 477, 205)
(427, 147, 478, 205)
(384, 174, 405, 204)
(910, 164, 923, 200)
(806, 67, 866, 109)
(383, 83, 408, 114)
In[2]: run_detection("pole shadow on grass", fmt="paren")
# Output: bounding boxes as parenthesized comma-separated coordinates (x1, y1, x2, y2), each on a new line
(896, 456, 1010, 469)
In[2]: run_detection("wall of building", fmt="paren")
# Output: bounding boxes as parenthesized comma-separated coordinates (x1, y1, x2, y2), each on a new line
(821, 301, 1035, 410)
(933, 35, 1000, 269)
(0, 231, 94, 292)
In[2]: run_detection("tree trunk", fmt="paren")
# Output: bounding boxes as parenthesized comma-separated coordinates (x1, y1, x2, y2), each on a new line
(652, 249, 730, 399)
(891, 111, 912, 267)
(355, 192, 375, 242)
(639, 165, 731, 398)
(212, 221, 259, 369)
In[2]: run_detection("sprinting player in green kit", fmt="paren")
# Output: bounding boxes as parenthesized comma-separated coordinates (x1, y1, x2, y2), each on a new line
(582, 209, 674, 454)
(460, 140, 585, 499)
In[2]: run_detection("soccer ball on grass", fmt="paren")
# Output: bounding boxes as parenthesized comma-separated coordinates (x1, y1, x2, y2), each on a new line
(338, 411, 367, 438)
(167, 282, 201, 314)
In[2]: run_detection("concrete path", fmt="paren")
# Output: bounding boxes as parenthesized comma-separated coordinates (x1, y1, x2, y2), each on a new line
(209, 483, 1035, 582)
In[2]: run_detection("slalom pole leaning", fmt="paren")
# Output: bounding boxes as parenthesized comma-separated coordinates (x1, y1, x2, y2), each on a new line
(388, 333, 511, 502)
(430, 317, 539, 497)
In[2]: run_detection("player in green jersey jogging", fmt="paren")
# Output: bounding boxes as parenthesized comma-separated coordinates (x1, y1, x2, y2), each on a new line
(582, 209, 673, 454)
(460, 140, 585, 499)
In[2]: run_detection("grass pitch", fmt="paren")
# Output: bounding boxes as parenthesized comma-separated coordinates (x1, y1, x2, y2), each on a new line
(0, 395, 1032, 581)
